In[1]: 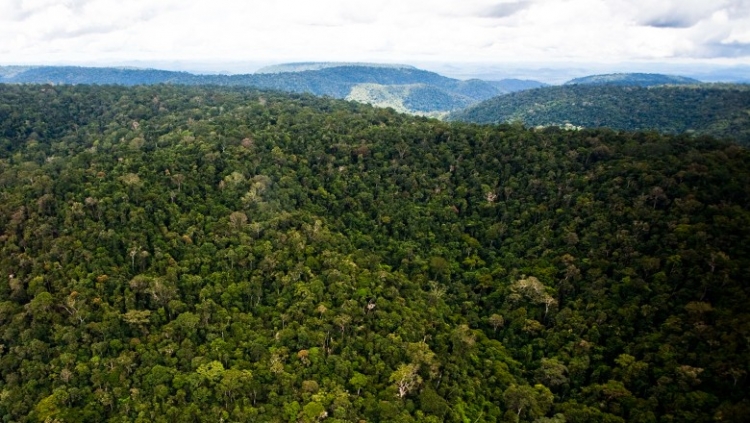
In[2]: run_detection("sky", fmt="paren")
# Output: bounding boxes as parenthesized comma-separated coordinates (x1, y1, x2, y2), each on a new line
(1, 0, 749, 79)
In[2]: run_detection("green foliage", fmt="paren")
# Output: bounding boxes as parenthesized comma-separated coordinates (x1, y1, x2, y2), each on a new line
(0, 84, 748, 422)
(503, 384, 553, 421)
(451, 84, 750, 146)
(0, 65, 517, 115)
(564, 73, 700, 87)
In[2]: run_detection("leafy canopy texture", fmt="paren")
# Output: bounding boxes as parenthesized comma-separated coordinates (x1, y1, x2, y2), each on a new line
(0, 84, 749, 422)
(451, 84, 750, 146)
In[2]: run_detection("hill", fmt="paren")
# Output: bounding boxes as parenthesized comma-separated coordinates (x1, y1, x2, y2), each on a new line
(0, 83, 749, 422)
(345, 83, 477, 116)
(0, 64, 544, 114)
(255, 62, 417, 73)
(0, 66, 197, 85)
(564, 73, 701, 87)
(450, 84, 750, 145)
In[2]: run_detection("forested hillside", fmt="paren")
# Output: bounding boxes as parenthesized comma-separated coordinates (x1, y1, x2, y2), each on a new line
(0, 65, 544, 114)
(345, 83, 479, 116)
(0, 84, 749, 422)
(564, 73, 700, 87)
(451, 84, 750, 146)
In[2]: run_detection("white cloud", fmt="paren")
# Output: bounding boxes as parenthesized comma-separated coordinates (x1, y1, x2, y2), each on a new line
(625, 0, 727, 28)
(1, 0, 749, 67)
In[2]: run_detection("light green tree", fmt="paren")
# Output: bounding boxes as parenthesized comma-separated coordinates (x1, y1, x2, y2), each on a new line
(390, 363, 422, 398)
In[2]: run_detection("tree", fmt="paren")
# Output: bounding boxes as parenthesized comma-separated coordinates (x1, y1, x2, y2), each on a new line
(509, 276, 557, 318)
(300, 401, 327, 422)
(33, 387, 74, 422)
(333, 314, 352, 339)
(219, 369, 252, 404)
(534, 358, 568, 388)
(349, 372, 368, 395)
(488, 313, 505, 332)
(196, 361, 225, 384)
(503, 384, 553, 422)
(229, 211, 248, 229)
(121, 309, 152, 334)
(419, 388, 450, 419)
(390, 363, 422, 398)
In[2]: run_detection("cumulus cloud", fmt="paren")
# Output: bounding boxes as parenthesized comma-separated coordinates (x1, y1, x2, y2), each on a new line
(1, 0, 750, 66)
(642, 16, 700, 29)
(480, 1, 532, 18)
(629, 0, 725, 28)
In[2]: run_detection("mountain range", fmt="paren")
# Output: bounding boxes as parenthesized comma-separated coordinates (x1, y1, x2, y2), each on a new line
(0, 64, 545, 115)
(4, 64, 749, 145)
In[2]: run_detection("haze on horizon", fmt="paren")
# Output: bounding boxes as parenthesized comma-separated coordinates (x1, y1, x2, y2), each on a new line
(1, 0, 749, 81)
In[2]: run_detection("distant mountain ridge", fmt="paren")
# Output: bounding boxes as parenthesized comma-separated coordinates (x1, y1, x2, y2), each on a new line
(0, 66, 32, 78)
(450, 84, 750, 145)
(255, 62, 417, 73)
(0, 66, 196, 86)
(565, 73, 701, 87)
(0, 64, 545, 114)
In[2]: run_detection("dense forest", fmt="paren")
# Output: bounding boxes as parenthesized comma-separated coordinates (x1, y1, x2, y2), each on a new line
(450, 84, 750, 146)
(563, 74, 700, 87)
(0, 84, 749, 422)
(0, 65, 545, 115)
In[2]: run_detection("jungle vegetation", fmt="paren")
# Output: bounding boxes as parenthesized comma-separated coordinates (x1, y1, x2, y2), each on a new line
(451, 84, 750, 146)
(0, 84, 748, 422)
(0, 65, 544, 115)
